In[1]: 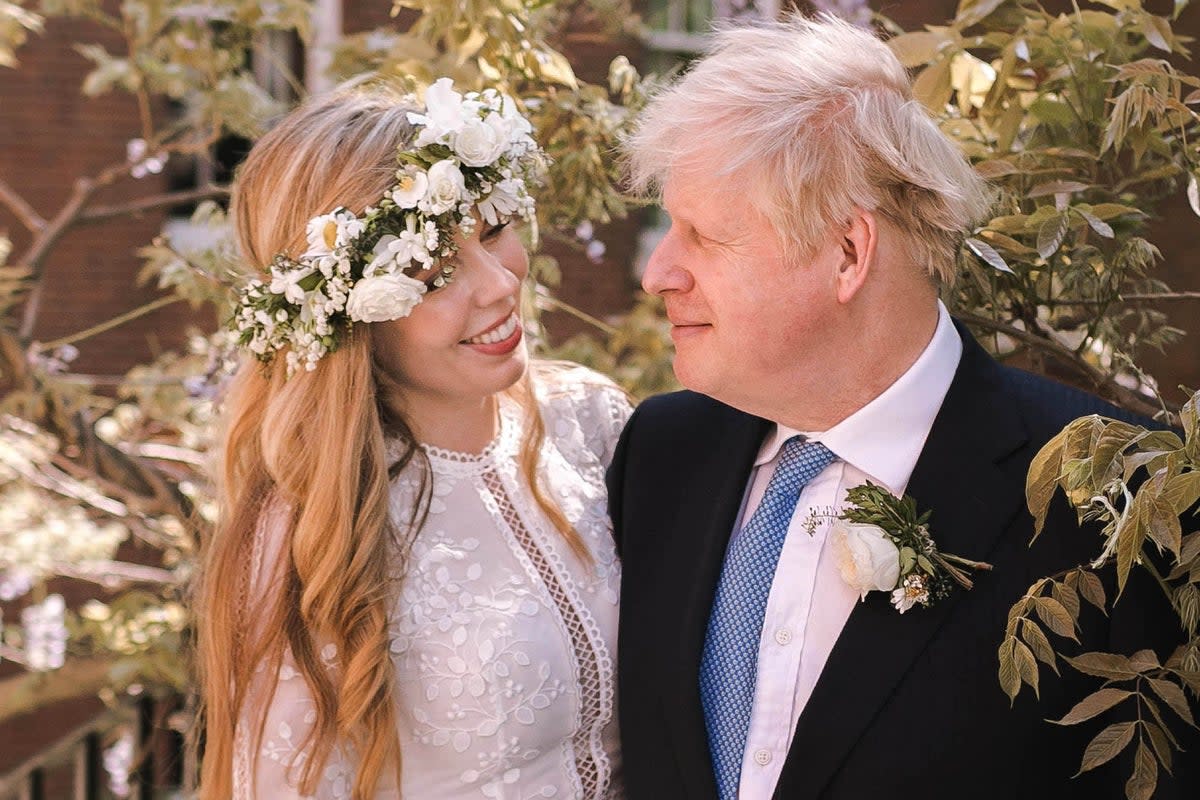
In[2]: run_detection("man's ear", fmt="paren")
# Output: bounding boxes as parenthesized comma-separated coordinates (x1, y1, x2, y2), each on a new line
(835, 209, 877, 305)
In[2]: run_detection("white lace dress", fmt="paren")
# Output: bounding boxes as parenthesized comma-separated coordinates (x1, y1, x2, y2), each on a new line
(233, 372, 632, 799)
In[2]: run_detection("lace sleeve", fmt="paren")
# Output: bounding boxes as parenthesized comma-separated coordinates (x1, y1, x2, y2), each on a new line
(583, 379, 634, 469)
(233, 502, 346, 799)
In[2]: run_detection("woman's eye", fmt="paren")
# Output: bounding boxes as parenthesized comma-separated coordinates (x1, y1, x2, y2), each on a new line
(483, 221, 510, 240)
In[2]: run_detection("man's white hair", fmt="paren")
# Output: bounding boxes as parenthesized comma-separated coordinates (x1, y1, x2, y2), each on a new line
(626, 14, 994, 284)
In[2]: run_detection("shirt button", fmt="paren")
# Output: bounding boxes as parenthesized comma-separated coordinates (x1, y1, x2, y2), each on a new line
(774, 628, 793, 645)
(754, 749, 772, 766)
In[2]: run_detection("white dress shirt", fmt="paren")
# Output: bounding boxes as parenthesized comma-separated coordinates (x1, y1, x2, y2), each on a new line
(733, 302, 962, 798)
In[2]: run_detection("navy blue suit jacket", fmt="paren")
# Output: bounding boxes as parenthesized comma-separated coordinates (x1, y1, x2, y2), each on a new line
(606, 324, 1194, 799)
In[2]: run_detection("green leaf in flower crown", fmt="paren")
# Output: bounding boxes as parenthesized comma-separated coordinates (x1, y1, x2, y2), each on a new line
(1051, 687, 1133, 726)
(1076, 720, 1137, 775)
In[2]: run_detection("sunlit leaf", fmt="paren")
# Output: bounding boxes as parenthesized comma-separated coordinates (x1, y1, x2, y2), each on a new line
(1076, 721, 1136, 775)
(1050, 687, 1132, 725)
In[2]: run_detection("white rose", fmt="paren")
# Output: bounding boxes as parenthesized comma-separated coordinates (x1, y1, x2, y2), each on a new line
(830, 520, 901, 600)
(409, 78, 468, 147)
(345, 273, 427, 323)
(454, 117, 508, 167)
(420, 160, 467, 215)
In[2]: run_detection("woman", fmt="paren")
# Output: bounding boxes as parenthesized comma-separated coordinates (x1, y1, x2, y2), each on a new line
(194, 79, 631, 799)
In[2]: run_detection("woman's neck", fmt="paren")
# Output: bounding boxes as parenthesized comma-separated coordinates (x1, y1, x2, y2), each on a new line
(386, 392, 500, 454)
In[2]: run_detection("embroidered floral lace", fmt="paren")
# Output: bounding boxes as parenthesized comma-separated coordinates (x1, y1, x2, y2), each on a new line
(232, 370, 631, 799)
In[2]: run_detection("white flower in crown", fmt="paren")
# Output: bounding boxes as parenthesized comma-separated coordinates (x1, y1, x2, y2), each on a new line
(390, 167, 428, 209)
(420, 160, 467, 215)
(269, 264, 316, 305)
(408, 78, 469, 147)
(367, 216, 435, 274)
(477, 177, 527, 225)
(304, 208, 364, 258)
(346, 273, 427, 323)
(455, 114, 511, 167)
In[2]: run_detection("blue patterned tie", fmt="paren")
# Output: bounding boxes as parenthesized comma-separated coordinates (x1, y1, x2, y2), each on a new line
(699, 436, 836, 799)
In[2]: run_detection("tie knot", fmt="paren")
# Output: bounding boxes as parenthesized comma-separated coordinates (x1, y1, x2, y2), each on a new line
(769, 437, 836, 501)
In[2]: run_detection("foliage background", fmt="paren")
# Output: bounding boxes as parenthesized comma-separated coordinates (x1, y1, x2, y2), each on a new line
(1, 0, 1199, 796)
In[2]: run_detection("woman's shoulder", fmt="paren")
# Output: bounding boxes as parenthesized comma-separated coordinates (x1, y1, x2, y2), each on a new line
(531, 361, 631, 416)
(528, 361, 634, 464)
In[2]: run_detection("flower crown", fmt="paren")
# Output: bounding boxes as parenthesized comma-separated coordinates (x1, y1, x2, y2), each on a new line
(231, 79, 543, 375)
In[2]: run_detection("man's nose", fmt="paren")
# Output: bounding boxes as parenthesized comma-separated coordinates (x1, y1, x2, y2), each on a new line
(641, 228, 693, 295)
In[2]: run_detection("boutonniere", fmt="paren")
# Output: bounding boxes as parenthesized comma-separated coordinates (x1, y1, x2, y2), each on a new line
(811, 482, 993, 613)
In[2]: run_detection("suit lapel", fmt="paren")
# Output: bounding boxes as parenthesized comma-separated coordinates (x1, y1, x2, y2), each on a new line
(775, 328, 1030, 798)
(660, 405, 771, 800)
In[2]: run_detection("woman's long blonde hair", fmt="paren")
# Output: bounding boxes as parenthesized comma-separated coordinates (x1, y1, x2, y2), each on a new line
(193, 83, 580, 800)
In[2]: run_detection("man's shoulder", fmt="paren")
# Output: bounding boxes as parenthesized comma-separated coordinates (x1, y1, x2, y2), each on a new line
(632, 389, 753, 434)
(990, 361, 1160, 441)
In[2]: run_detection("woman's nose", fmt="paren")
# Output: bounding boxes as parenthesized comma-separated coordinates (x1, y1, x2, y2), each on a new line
(459, 241, 521, 306)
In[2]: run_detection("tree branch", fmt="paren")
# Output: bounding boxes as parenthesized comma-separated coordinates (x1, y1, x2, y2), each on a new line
(958, 313, 1173, 420)
(0, 177, 46, 232)
(77, 185, 229, 225)
(18, 177, 102, 342)
(36, 295, 185, 351)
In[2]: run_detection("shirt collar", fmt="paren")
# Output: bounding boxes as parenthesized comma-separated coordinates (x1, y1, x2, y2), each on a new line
(755, 301, 962, 495)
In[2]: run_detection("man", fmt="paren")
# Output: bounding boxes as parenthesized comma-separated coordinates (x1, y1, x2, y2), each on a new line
(607, 15, 1192, 800)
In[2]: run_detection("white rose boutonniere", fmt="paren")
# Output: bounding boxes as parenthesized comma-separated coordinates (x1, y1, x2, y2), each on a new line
(831, 520, 902, 600)
(816, 482, 993, 613)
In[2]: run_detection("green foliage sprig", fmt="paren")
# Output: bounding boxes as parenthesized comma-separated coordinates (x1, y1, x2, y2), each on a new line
(1004, 395, 1200, 797)
(888, 0, 1200, 418)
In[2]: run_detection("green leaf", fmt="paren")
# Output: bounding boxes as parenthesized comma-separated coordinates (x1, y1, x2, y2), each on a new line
(1066, 652, 1139, 679)
(1052, 582, 1081, 620)
(1091, 421, 1145, 486)
(1116, 504, 1147, 596)
(888, 30, 952, 68)
(1077, 570, 1108, 612)
(998, 640, 1021, 703)
(965, 237, 1014, 274)
(1144, 721, 1174, 774)
(1027, 428, 1069, 538)
(1077, 208, 1115, 238)
(1130, 649, 1162, 672)
(1147, 678, 1196, 726)
(1077, 721, 1137, 775)
(1035, 596, 1079, 641)
(1141, 15, 1173, 53)
(1036, 212, 1070, 259)
(1050, 687, 1133, 725)
(1020, 618, 1060, 674)
(1187, 173, 1200, 217)
(1027, 180, 1090, 197)
(1014, 639, 1039, 698)
(912, 58, 953, 111)
(955, 0, 1007, 29)
(1126, 740, 1158, 800)
(1161, 472, 1200, 515)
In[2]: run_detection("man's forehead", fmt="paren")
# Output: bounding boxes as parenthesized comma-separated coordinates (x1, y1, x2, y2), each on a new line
(662, 166, 753, 227)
